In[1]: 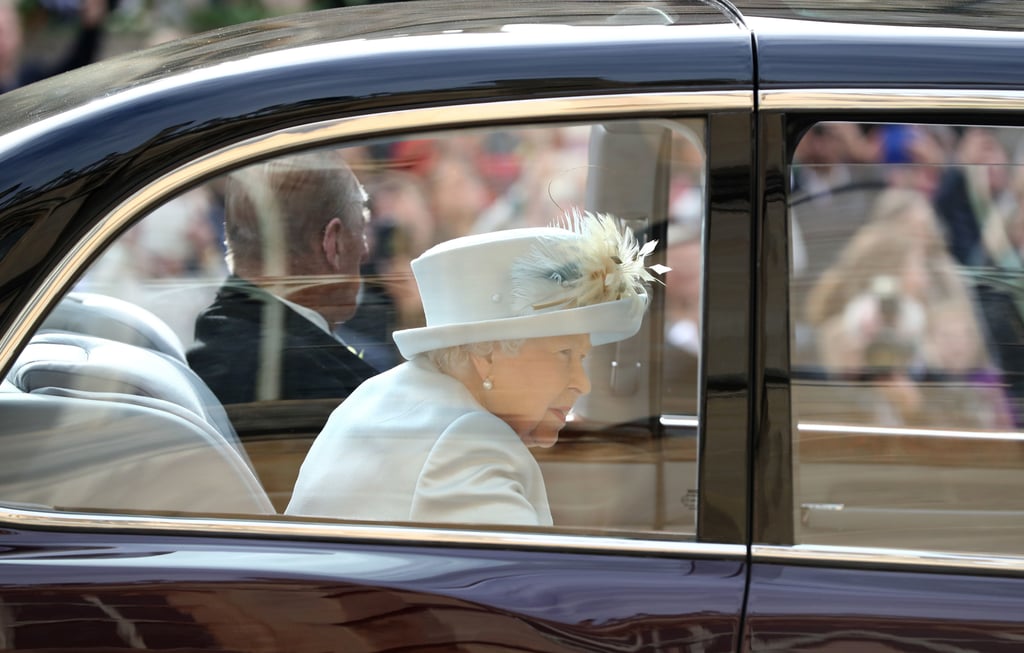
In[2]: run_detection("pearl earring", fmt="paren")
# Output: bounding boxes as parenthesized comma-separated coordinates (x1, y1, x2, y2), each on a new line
(482, 377, 494, 391)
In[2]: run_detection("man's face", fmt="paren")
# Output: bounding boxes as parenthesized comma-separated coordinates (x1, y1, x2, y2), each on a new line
(294, 214, 369, 327)
(279, 214, 369, 326)
(322, 218, 369, 325)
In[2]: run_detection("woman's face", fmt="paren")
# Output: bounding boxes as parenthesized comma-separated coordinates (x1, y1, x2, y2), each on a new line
(482, 334, 592, 448)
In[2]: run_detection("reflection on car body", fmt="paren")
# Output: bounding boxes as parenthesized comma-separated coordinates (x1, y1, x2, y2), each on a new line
(0, 0, 1022, 650)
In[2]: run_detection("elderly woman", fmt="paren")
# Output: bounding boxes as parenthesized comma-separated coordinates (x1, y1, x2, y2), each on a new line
(285, 210, 663, 526)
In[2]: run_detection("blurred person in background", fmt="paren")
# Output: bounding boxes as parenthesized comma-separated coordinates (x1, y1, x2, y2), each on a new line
(426, 146, 493, 241)
(992, 165, 1024, 268)
(474, 128, 590, 233)
(81, 187, 225, 345)
(791, 122, 880, 199)
(933, 126, 1015, 266)
(877, 123, 949, 197)
(924, 298, 1015, 430)
(789, 122, 880, 289)
(805, 188, 970, 373)
(0, 0, 108, 93)
(803, 188, 1010, 428)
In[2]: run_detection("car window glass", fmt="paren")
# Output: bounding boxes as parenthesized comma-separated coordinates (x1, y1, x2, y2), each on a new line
(3, 118, 705, 538)
(790, 121, 1024, 556)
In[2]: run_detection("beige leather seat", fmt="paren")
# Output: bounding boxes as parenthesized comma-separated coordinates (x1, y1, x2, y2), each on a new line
(41, 291, 187, 361)
(11, 331, 251, 467)
(0, 391, 274, 515)
(2, 311, 274, 515)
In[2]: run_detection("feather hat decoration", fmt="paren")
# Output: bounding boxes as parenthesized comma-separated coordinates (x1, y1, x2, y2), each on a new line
(392, 210, 668, 359)
(510, 208, 670, 314)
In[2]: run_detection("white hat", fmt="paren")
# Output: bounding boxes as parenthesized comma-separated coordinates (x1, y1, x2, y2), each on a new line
(393, 210, 666, 359)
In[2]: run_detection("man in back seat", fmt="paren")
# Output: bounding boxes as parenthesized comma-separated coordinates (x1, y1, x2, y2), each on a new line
(187, 150, 379, 406)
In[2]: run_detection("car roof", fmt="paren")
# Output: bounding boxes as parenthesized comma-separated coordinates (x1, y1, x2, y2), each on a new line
(6, 0, 1024, 133)
(731, 0, 1024, 32)
(10, 0, 1024, 141)
(0, 0, 733, 136)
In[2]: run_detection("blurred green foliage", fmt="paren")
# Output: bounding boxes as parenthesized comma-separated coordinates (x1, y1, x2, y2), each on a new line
(185, 3, 271, 32)
(15, 0, 407, 37)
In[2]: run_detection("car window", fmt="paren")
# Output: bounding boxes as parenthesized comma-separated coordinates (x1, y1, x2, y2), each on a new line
(2, 118, 705, 537)
(790, 121, 1024, 556)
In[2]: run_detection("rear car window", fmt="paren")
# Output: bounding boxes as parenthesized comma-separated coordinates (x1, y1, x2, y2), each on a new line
(3, 118, 707, 538)
(789, 121, 1024, 556)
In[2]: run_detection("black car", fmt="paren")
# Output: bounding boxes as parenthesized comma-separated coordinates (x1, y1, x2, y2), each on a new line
(0, 1, 1022, 650)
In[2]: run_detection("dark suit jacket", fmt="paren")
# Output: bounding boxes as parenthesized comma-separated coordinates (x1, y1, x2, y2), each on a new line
(187, 277, 378, 406)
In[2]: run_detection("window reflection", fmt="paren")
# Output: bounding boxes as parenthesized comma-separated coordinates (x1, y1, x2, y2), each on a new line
(2, 119, 707, 536)
(790, 121, 1024, 556)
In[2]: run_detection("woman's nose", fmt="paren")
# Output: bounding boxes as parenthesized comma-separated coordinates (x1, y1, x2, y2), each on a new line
(571, 357, 591, 396)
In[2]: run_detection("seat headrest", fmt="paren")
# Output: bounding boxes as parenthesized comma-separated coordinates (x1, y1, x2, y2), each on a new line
(41, 292, 186, 362)
(10, 333, 205, 419)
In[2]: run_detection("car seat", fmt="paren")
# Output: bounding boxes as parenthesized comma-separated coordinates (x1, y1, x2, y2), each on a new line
(40, 291, 187, 361)
(10, 331, 250, 464)
(0, 391, 273, 515)
(1, 328, 274, 515)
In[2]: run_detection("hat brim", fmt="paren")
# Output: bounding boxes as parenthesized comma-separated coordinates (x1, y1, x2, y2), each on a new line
(393, 293, 647, 359)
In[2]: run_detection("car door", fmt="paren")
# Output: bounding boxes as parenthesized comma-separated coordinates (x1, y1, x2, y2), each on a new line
(0, 4, 758, 651)
(745, 13, 1024, 652)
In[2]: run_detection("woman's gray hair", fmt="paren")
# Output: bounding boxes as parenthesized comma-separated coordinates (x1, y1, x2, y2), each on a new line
(425, 339, 524, 374)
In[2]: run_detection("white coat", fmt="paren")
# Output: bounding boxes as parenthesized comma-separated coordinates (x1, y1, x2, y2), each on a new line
(285, 356, 553, 526)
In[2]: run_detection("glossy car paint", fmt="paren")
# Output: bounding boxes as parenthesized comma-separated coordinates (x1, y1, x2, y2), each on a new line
(741, 7, 1024, 653)
(0, 0, 1023, 651)
(746, 562, 1024, 652)
(0, 529, 745, 651)
(751, 19, 1024, 91)
(0, 1, 754, 651)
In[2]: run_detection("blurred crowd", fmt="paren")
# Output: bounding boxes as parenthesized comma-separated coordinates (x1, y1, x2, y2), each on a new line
(82, 122, 706, 389)
(11, 0, 395, 74)
(83, 125, 612, 361)
(792, 122, 1024, 429)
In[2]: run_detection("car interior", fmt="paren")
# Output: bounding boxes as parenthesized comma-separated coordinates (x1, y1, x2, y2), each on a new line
(0, 118, 704, 536)
(3, 115, 1021, 556)
(789, 122, 1024, 555)
(2, 317, 273, 515)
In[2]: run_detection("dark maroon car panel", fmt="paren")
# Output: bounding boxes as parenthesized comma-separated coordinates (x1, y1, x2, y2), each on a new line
(0, 1, 1021, 651)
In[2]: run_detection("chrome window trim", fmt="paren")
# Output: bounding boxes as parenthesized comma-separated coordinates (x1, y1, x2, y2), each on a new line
(661, 415, 699, 429)
(753, 544, 1024, 574)
(798, 421, 1024, 442)
(760, 88, 1024, 111)
(0, 90, 750, 372)
(0, 90, 751, 550)
(1, 505, 743, 558)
